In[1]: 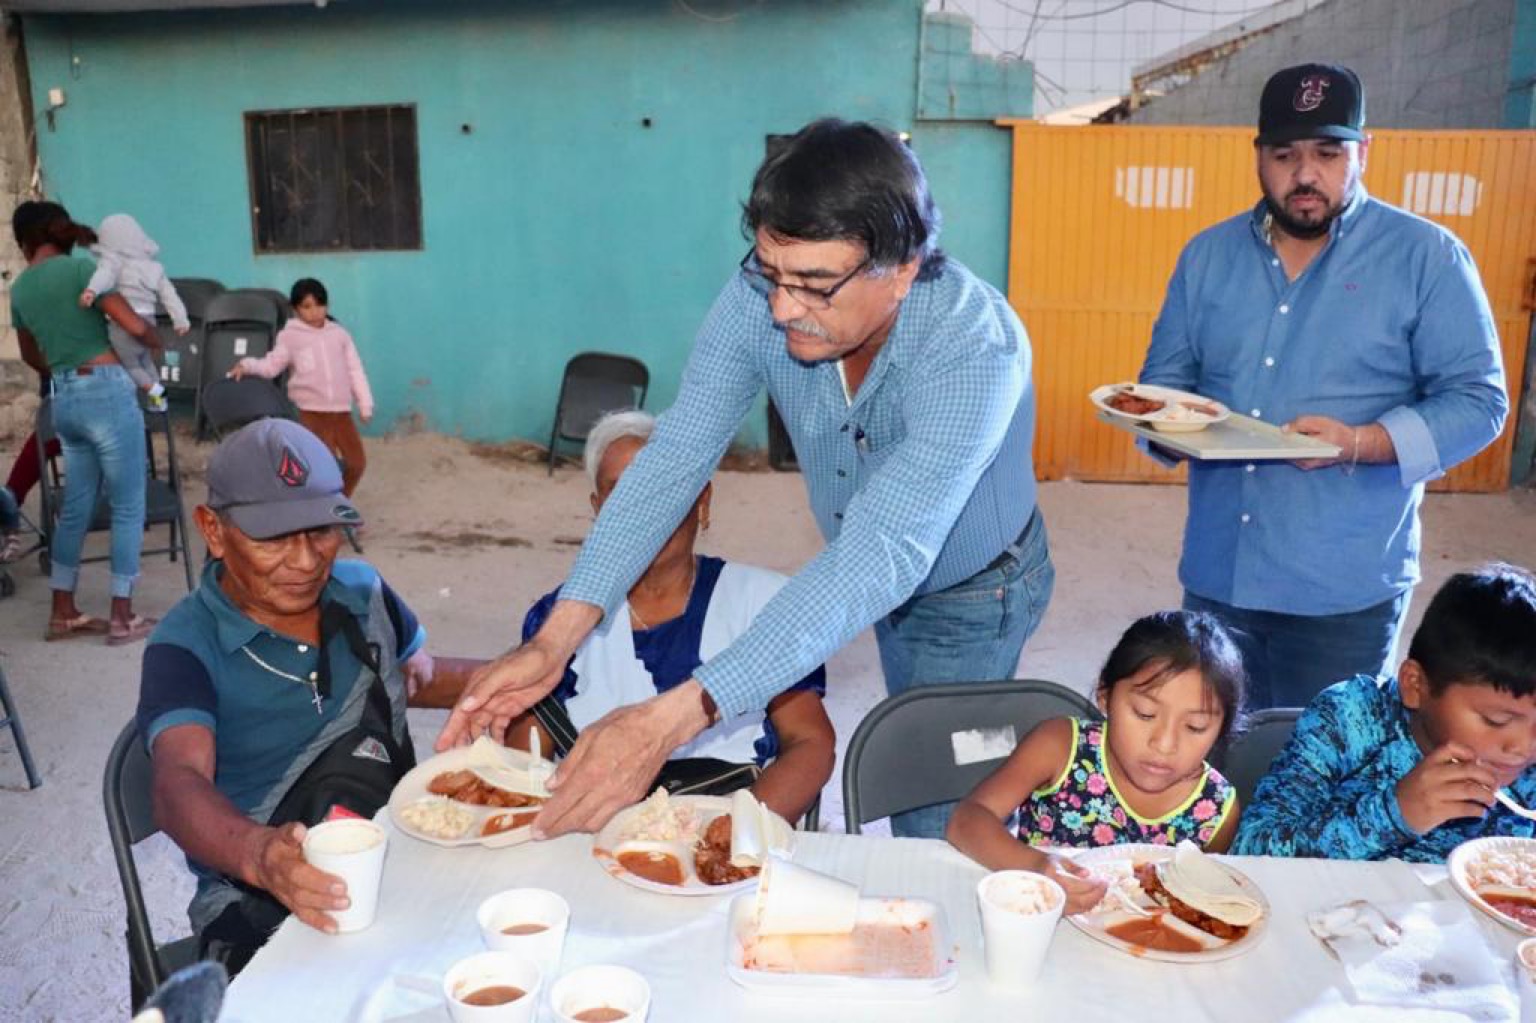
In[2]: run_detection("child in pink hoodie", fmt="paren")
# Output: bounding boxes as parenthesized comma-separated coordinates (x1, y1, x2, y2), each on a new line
(230, 278, 374, 495)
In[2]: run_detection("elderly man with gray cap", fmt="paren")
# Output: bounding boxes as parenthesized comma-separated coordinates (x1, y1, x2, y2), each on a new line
(1139, 63, 1507, 710)
(137, 418, 435, 974)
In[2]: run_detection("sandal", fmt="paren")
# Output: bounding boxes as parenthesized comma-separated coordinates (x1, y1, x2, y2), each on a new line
(46, 614, 111, 641)
(107, 614, 159, 647)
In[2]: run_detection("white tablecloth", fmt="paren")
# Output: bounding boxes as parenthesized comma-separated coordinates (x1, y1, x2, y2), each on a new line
(223, 823, 1525, 1022)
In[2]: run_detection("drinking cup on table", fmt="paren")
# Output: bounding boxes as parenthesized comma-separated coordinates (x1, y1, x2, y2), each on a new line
(976, 869, 1066, 988)
(442, 950, 542, 1023)
(477, 888, 571, 975)
(1516, 938, 1536, 1022)
(300, 819, 388, 933)
(754, 855, 860, 936)
(549, 965, 651, 1023)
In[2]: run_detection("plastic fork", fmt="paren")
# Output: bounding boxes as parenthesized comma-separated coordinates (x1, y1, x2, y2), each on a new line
(1495, 788, 1536, 822)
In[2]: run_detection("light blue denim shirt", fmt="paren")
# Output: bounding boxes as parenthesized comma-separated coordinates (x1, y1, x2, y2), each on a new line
(1142, 191, 1507, 615)
(562, 257, 1037, 717)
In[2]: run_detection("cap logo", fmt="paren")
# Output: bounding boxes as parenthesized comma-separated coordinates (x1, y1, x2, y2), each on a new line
(1293, 75, 1329, 112)
(276, 446, 310, 488)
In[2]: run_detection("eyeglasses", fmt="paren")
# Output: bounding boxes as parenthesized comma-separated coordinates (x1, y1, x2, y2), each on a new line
(738, 248, 872, 310)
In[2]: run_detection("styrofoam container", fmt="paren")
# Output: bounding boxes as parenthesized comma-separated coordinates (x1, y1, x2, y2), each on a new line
(724, 893, 958, 997)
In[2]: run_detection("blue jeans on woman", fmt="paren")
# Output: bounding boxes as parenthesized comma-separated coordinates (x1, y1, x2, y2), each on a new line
(874, 509, 1056, 839)
(48, 363, 146, 598)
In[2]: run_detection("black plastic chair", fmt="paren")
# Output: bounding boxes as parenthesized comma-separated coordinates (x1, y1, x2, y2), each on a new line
(0, 661, 41, 789)
(35, 400, 196, 591)
(1213, 707, 1301, 808)
(104, 719, 201, 1009)
(156, 278, 226, 396)
(842, 679, 1100, 835)
(198, 377, 293, 441)
(547, 352, 649, 474)
(196, 292, 283, 438)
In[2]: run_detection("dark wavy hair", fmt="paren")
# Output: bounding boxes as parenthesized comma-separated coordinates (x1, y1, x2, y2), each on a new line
(1097, 610, 1246, 746)
(742, 118, 945, 281)
(12, 201, 97, 256)
(289, 277, 329, 308)
(1410, 563, 1536, 696)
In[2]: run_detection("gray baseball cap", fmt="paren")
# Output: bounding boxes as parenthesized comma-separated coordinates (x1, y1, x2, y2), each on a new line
(206, 419, 363, 540)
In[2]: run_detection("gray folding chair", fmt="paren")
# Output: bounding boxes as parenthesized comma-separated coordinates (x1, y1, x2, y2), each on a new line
(0, 661, 41, 789)
(196, 292, 284, 438)
(198, 377, 294, 440)
(35, 401, 196, 591)
(104, 719, 201, 1009)
(842, 679, 1100, 834)
(156, 277, 226, 396)
(547, 352, 648, 474)
(1213, 707, 1301, 808)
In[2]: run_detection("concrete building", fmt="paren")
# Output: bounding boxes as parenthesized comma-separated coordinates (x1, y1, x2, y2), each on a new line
(0, 1, 1032, 446)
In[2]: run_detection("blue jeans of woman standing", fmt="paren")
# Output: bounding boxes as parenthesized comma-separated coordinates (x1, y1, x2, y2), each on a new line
(48, 363, 145, 598)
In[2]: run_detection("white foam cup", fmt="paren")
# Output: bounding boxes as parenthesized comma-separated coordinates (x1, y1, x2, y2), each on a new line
(1516, 938, 1536, 1023)
(549, 965, 651, 1023)
(477, 888, 571, 975)
(754, 855, 860, 936)
(301, 818, 388, 933)
(976, 869, 1066, 988)
(442, 950, 542, 1023)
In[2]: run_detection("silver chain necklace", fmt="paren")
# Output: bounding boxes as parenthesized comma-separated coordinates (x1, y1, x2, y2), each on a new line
(628, 560, 697, 632)
(239, 644, 325, 715)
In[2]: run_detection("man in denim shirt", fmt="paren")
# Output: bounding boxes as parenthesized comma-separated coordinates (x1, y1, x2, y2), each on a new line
(1141, 64, 1507, 709)
(445, 119, 1052, 838)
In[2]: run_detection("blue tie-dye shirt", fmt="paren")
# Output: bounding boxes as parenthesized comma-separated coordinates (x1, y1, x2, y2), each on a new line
(1233, 675, 1536, 862)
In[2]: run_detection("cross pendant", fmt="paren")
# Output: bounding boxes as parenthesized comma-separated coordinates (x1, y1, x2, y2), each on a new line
(310, 683, 324, 716)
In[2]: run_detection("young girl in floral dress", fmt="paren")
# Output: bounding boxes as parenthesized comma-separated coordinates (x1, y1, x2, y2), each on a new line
(947, 611, 1245, 914)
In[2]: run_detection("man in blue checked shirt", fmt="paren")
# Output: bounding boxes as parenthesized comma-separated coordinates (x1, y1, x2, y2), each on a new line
(443, 119, 1053, 838)
(1141, 63, 1507, 711)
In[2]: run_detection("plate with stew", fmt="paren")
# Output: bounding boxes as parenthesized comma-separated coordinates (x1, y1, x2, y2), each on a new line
(1064, 844, 1270, 963)
(1449, 836, 1536, 935)
(591, 791, 793, 897)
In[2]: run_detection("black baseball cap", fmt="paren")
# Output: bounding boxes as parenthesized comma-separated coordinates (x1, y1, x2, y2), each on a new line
(206, 419, 362, 540)
(1256, 63, 1365, 146)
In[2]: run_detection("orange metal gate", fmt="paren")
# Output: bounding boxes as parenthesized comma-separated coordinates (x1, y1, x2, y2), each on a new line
(1004, 121, 1536, 491)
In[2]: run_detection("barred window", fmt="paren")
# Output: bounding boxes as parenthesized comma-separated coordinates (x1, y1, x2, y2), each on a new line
(245, 104, 422, 253)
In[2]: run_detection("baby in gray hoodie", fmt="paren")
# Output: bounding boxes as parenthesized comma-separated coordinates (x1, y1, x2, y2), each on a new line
(79, 213, 188, 410)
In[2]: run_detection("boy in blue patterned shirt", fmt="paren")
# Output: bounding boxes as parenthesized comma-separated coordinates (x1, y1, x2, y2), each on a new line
(1233, 564, 1536, 862)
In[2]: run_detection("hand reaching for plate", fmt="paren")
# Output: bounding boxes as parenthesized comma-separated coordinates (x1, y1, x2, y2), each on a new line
(1043, 853, 1111, 916)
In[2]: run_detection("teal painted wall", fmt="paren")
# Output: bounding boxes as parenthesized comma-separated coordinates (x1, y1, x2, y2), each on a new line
(1508, 0, 1536, 127)
(22, 0, 1024, 446)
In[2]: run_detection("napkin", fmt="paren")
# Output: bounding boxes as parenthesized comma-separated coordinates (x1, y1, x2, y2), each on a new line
(1157, 840, 1264, 926)
(1307, 898, 1516, 1021)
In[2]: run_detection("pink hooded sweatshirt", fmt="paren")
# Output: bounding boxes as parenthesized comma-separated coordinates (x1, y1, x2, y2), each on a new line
(238, 317, 374, 418)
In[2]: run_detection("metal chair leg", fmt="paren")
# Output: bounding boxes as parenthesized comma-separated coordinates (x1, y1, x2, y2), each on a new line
(0, 665, 42, 789)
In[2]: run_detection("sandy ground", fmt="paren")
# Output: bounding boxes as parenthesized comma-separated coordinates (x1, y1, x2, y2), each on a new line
(0, 401, 1533, 1021)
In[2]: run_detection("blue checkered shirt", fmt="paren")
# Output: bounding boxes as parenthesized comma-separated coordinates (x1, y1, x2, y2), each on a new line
(1142, 191, 1507, 615)
(562, 257, 1038, 717)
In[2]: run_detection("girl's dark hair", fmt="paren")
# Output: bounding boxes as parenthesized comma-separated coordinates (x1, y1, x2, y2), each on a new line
(289, 277, 329, 308)
(1097, 611, 1246, 746)
(12, 200, 97, 255)
(1409, 563, 1536, 696)
(743, 118, 945, 281)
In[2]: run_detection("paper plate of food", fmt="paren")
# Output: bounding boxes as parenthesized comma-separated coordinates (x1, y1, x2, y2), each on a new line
(1448, 836, 1536, 934)
(1089, 383, 1230, 433)
(387, 736, 554, 848)
(592, 788, 793, 896)
(725, 856, 958, 996)
(1065, 841, 1269, 962)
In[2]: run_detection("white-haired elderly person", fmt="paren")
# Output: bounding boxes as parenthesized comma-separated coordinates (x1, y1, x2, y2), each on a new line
(510, 410, 835, 823)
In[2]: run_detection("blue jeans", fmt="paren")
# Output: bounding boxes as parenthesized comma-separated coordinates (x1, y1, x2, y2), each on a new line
(48, 364, 146, 598)
(1182, 590, 1409, 712)
(874, 510, 1055, 839)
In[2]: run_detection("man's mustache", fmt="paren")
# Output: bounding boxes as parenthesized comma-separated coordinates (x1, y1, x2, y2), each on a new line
(782, 319, 831, 340)
(1286, 186, 1324, 201)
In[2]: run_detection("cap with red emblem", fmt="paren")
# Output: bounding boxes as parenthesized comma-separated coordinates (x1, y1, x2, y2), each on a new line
(1256, 63, 1365, 147)
(206, 418, 362, 540)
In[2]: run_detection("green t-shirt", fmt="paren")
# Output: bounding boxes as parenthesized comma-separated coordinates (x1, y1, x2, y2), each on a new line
(9, 255, 112, 370)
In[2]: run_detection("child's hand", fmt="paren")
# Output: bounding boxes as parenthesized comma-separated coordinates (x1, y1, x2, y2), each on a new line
(1395, 741, 1497, 834)
(1042, 852, 1109, 915)
(360, 411, 373, 424)
(227, 363, 247, 380)
(79, 289, 96, 308)
(174, 324, 190, 336)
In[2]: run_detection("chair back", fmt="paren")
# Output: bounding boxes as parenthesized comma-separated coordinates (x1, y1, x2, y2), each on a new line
(156, 278, 227, 393)
(167, 277, 226, 321)
(200, 294, 281, 396)
(553, 352, 649, 440)
(104, 720, 170, 999)
(1214, 708, 1301, 808)
(842, 679, 1100, 834)
(199, 377, 292, 438)
(204, 291, 284, 331)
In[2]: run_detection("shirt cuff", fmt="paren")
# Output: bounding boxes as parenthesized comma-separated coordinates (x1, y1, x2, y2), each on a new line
(693, 661, 749, 721)
(1382, 785, 1421, 841)
(1378, 405, 1442, 487)
(549, 573, 623, 627)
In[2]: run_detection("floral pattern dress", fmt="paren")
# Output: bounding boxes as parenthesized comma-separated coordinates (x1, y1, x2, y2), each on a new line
(1016, 718, 1234, 848)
